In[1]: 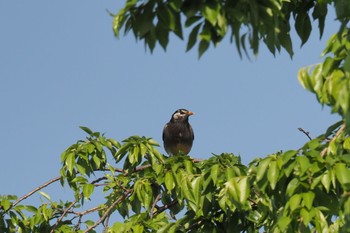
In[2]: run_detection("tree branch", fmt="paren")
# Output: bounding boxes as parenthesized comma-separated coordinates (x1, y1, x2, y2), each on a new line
(72, 206, 102, 216)
(154, 199, 178, 216)
(11, 176, 61, 209)
(150, 193, 161, 218)
(50, 176, 107, 232)
(298, 128, 312, 141)
(83, 189, 132, 233)
(50, 199, 78, 233)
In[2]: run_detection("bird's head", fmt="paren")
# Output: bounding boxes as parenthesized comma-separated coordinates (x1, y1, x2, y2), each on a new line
(171, 109, 194, 122)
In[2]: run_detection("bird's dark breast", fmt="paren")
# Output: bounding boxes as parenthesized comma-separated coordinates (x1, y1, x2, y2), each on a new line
(163, 122, 194, 155)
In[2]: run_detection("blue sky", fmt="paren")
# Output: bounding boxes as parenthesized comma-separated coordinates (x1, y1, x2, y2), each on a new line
(0, 0, 341, 225)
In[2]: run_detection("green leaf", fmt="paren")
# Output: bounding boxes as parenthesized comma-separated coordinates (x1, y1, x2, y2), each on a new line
(335, 0, 350, 19)
(267, 161, 279, 190)
(298, 67, 314, 92)
(185, 16, 202, 27)
(191, 176, 202, 208)
(343, 53, 350, 73)
(277, 216, 291, 232)
(156, 25, 169, 51)
(343, 137, 350, 150)
(108, 138, 121, 148)
(295, 12, 312, 46)
(321, 170, 331, 192)
(38, 191, 51, 201)
(312, 1, 327, 38)
(334, 163, 350, 188)
(169, 0, 182, 12)
(279, 29, 294, 58)
(297, 156, 310, 175)
(210, 164, 220, 185)
(165, 171, 175, 192)
(80, 126, 93, 135)
(1, 198, 11, 211)
(226, 178, 239, 203)
(256, 157, 271, 181)
(289, 194, 301, 211)
(83, 184, 95, 199)
(186, 23, 201, 52)
(201, 1, 219, 26)
(133, 225, 144, 233)
(286, 178, 299, 196)
(184, 159, 193, 173)
(198, 40, 210, 58)
(65, 152, 75, 175)
(236, 176, 250, 204)
(302, 191, 315, 210)
(157, 5, 176, 31)
(300, 208, 315, 226)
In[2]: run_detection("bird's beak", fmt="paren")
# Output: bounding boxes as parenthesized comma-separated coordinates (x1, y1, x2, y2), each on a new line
(187, 111, 194, 116)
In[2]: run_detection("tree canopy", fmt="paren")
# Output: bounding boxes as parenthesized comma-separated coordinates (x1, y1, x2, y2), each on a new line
(1, 0, 350, 232)
(113, 0, 350, 58)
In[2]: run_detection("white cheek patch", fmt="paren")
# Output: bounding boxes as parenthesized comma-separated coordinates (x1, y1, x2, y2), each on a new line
(179, 132, 183, 137)
(173, 113, 181, 120)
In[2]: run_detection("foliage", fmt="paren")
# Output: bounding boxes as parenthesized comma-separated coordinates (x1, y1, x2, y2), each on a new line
(299, 28, 350, 132)
(112, 0, 350, 58)
(2, 1, 350, 233)
(1, 122, 350, 232)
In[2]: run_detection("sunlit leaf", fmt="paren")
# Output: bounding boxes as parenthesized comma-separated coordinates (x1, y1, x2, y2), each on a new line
(165, 171, 175, 192)
(83, 184, 95, 199)
(267, 161, 279, 190)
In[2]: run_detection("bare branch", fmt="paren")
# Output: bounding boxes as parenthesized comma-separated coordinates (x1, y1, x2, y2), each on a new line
(150, 193, 162, 218)
(11, 176, 61, 208)
(298, 128, 312, 141)
(154, 199, 178, 216)
(135, 164, 151, 172)
(72, 206, 102, 216)
(91, 176, 107, 185)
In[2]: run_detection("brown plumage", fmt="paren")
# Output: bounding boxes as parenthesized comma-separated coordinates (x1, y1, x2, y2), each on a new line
(162, 109, 194, 155)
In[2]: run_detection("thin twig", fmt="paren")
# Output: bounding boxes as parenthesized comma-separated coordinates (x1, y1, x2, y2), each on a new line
(91, 176, 107, 184)
(72, 206, 102, 216)
(135, 164, 152, 172)
(153, 199, 178, 216)
(150, 193, 161, 218)
(103, 214, 111, 232)
(83, 189, 132, 233)
(50, 199, 78, 233)
(51, 176, 106, 232)
(298, 128, 312, 141)
(11, 176, 61, 208)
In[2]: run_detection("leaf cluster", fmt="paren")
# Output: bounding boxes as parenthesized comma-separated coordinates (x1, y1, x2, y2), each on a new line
(111, 0, 350, 58)
(298, 27, 350, 132)
(1, 123, 350, 232)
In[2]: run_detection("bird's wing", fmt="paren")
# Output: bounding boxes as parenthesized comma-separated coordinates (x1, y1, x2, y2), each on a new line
(162, 123, 168, 141)
(189, 124, 194, 140)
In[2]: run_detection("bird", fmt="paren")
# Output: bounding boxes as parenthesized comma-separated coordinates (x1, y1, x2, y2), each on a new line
(162, 109, 194, 155)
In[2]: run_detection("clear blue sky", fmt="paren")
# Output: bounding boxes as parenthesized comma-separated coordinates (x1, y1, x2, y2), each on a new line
(0, 0, 340, 224)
